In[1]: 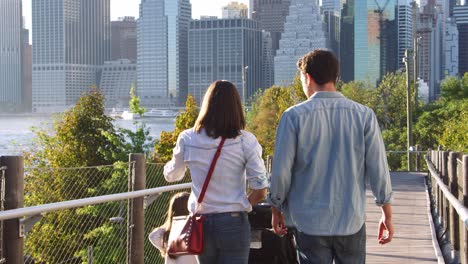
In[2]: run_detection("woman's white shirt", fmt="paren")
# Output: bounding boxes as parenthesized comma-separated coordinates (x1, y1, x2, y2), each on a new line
(148, 227, 198, 264)
(164, 128, 268, 214)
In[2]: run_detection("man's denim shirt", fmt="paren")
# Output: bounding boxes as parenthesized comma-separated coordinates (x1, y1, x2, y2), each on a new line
(266, 92, 393, 236)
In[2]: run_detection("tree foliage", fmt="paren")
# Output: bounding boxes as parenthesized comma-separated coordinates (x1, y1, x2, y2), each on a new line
(246, 77, 306, 157)
(153, 95, 199, 162)
(24, 89, 126, 263)
(103, 84, 153, 160)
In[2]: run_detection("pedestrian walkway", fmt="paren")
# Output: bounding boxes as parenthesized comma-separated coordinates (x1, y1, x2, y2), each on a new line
(366, 172, 442, 263)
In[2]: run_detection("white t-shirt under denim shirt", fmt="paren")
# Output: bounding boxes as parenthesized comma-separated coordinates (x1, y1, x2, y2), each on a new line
(164, 128, 269, 215)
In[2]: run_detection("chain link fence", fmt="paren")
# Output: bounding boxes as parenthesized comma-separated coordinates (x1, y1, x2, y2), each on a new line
(144, 163, 191, 264)
(19, 161, 192, 264)
(23, 162, 130, 263)
(0, 166, 6, 264)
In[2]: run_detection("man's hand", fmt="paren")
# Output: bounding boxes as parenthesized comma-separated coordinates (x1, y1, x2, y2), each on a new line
(378, 204, 394, 245)
(272, 207, 288, 236)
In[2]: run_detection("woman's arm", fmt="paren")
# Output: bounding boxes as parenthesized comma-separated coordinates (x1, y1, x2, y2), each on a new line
(248, 188, 267, 206)
(164, 133, 187, 182)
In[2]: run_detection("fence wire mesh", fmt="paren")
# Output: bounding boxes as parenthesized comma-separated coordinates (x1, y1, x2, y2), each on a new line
(144, 163, 191, 264)
(0, 166, 6, 264)
(23, 162, 130, 263)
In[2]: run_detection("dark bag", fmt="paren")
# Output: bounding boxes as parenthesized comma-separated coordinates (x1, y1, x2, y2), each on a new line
(167, 138, 226, 256)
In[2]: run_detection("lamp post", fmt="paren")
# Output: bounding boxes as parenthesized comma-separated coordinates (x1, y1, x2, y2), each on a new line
(403, 49, 413, 171)
(413, 35, 421, 108)
(242, 66, 249, 106)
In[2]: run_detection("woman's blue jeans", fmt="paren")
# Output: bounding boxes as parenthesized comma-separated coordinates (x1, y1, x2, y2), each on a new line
(294, 224, 366, 264)
(197, 211, 250, 264)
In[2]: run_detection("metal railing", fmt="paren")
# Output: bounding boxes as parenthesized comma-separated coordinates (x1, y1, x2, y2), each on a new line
(426, 150, 468, 264)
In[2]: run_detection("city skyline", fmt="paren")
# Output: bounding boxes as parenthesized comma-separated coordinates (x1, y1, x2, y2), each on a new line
(22, 0, 249, 42)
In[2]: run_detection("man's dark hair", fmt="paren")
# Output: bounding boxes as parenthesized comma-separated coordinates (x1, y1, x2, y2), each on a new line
(296, 49, 339, 85)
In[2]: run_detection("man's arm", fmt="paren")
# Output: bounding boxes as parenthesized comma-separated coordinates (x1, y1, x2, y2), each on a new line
(266, 111, 297, 235)
(364, 110, 394, 244)
(378, 204, 394, 244)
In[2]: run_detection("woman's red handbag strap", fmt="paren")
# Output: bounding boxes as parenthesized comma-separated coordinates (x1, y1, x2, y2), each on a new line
(197, 137, 226, 203)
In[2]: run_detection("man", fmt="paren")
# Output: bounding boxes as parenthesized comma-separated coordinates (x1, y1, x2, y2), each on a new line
(266, 50, 394, 264)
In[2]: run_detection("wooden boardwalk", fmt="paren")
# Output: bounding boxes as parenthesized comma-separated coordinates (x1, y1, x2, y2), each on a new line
(366, 172, 443, 263)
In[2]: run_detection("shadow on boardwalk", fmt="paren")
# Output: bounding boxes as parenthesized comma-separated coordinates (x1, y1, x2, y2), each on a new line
(366, 172, 442, 263)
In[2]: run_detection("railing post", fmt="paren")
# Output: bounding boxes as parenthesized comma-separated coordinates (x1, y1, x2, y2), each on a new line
(0, 156, 24, 264)
(448, 152, 460, 259)
(462, 155, 468, 264)
(127, 154, 146, 264)
(442, 151, 449, 233)
(437, 151, 443, 224)
(415, 145, 421, 171)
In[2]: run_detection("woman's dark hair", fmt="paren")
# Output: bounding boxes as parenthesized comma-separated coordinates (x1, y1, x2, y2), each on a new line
(160, 192, 190, 256)
(194, 80, 245, 139)
(296, 49, 339, 85)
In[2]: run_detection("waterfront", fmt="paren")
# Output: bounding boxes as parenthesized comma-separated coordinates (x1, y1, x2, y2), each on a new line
(0, 114, 175, 156)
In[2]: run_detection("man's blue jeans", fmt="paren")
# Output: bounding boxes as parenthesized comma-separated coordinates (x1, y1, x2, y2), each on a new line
(197, 212, 250, 264)
(294, 224, 366, 264)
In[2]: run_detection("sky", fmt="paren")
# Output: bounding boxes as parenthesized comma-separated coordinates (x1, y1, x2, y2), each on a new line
(22, 0, 249, 34)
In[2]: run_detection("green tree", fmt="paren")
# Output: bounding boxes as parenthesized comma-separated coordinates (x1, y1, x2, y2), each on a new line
(440, 73, 468, 102)
(129, 84, 146, 117)
(415, 99, 468, 151)
(24, 89, 125, 263)
(153, 95, 199, 162)
(246, 77, 306, 157)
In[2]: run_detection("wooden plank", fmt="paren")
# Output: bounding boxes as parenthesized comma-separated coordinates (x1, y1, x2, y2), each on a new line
(366, 172, 440, 263)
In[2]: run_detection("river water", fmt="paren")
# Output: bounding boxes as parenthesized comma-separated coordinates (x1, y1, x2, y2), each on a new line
(0, 114, 175, 156)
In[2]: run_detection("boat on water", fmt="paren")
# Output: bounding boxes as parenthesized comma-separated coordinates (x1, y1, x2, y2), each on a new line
(143, 109, 178, 118)
(121, 110, 141, 120)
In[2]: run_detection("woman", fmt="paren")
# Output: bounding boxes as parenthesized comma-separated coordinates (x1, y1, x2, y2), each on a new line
(164, 80, 268, 264)
(148, 192, 198, 264)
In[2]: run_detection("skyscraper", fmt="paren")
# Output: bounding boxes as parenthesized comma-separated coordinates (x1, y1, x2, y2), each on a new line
(340, 0, 396, 85)
(23, 28, 32, 111)
(137, 0, 191, 107)
(396, 0, 414, 71)
(222, 2, 248, 18)
(188, 18, 263, 105)
(417, 0, 444, 101)
(111, 17, 137, 62)
(445, 18, 459, 76)
(32, 0, 111, 112)
(262, 31, 275, 89)
(274, 0, 327, 85)
(251, 0, 291, 54)
(0, 0, 23, 107)
(322, 0, 341, 13)
(454, 5, 468, 75)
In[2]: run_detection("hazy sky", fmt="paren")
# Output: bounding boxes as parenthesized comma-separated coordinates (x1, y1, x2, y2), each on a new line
(22, 0, 249, 32)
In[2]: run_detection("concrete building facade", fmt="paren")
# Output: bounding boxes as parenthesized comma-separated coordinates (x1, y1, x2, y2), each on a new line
(188, 18, 263, 105)
(99, 59, 136, 108)
(32, 0, 111, 112)
(250, 0, 291, 55)
(137, 0, 191, 107)
(0, 0, 23, 107)
(274, 0, 327, 85)
(111, 17, 137, 62)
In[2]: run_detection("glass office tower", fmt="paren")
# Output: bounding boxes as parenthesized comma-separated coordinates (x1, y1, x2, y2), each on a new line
(137, 0, 191, 107)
